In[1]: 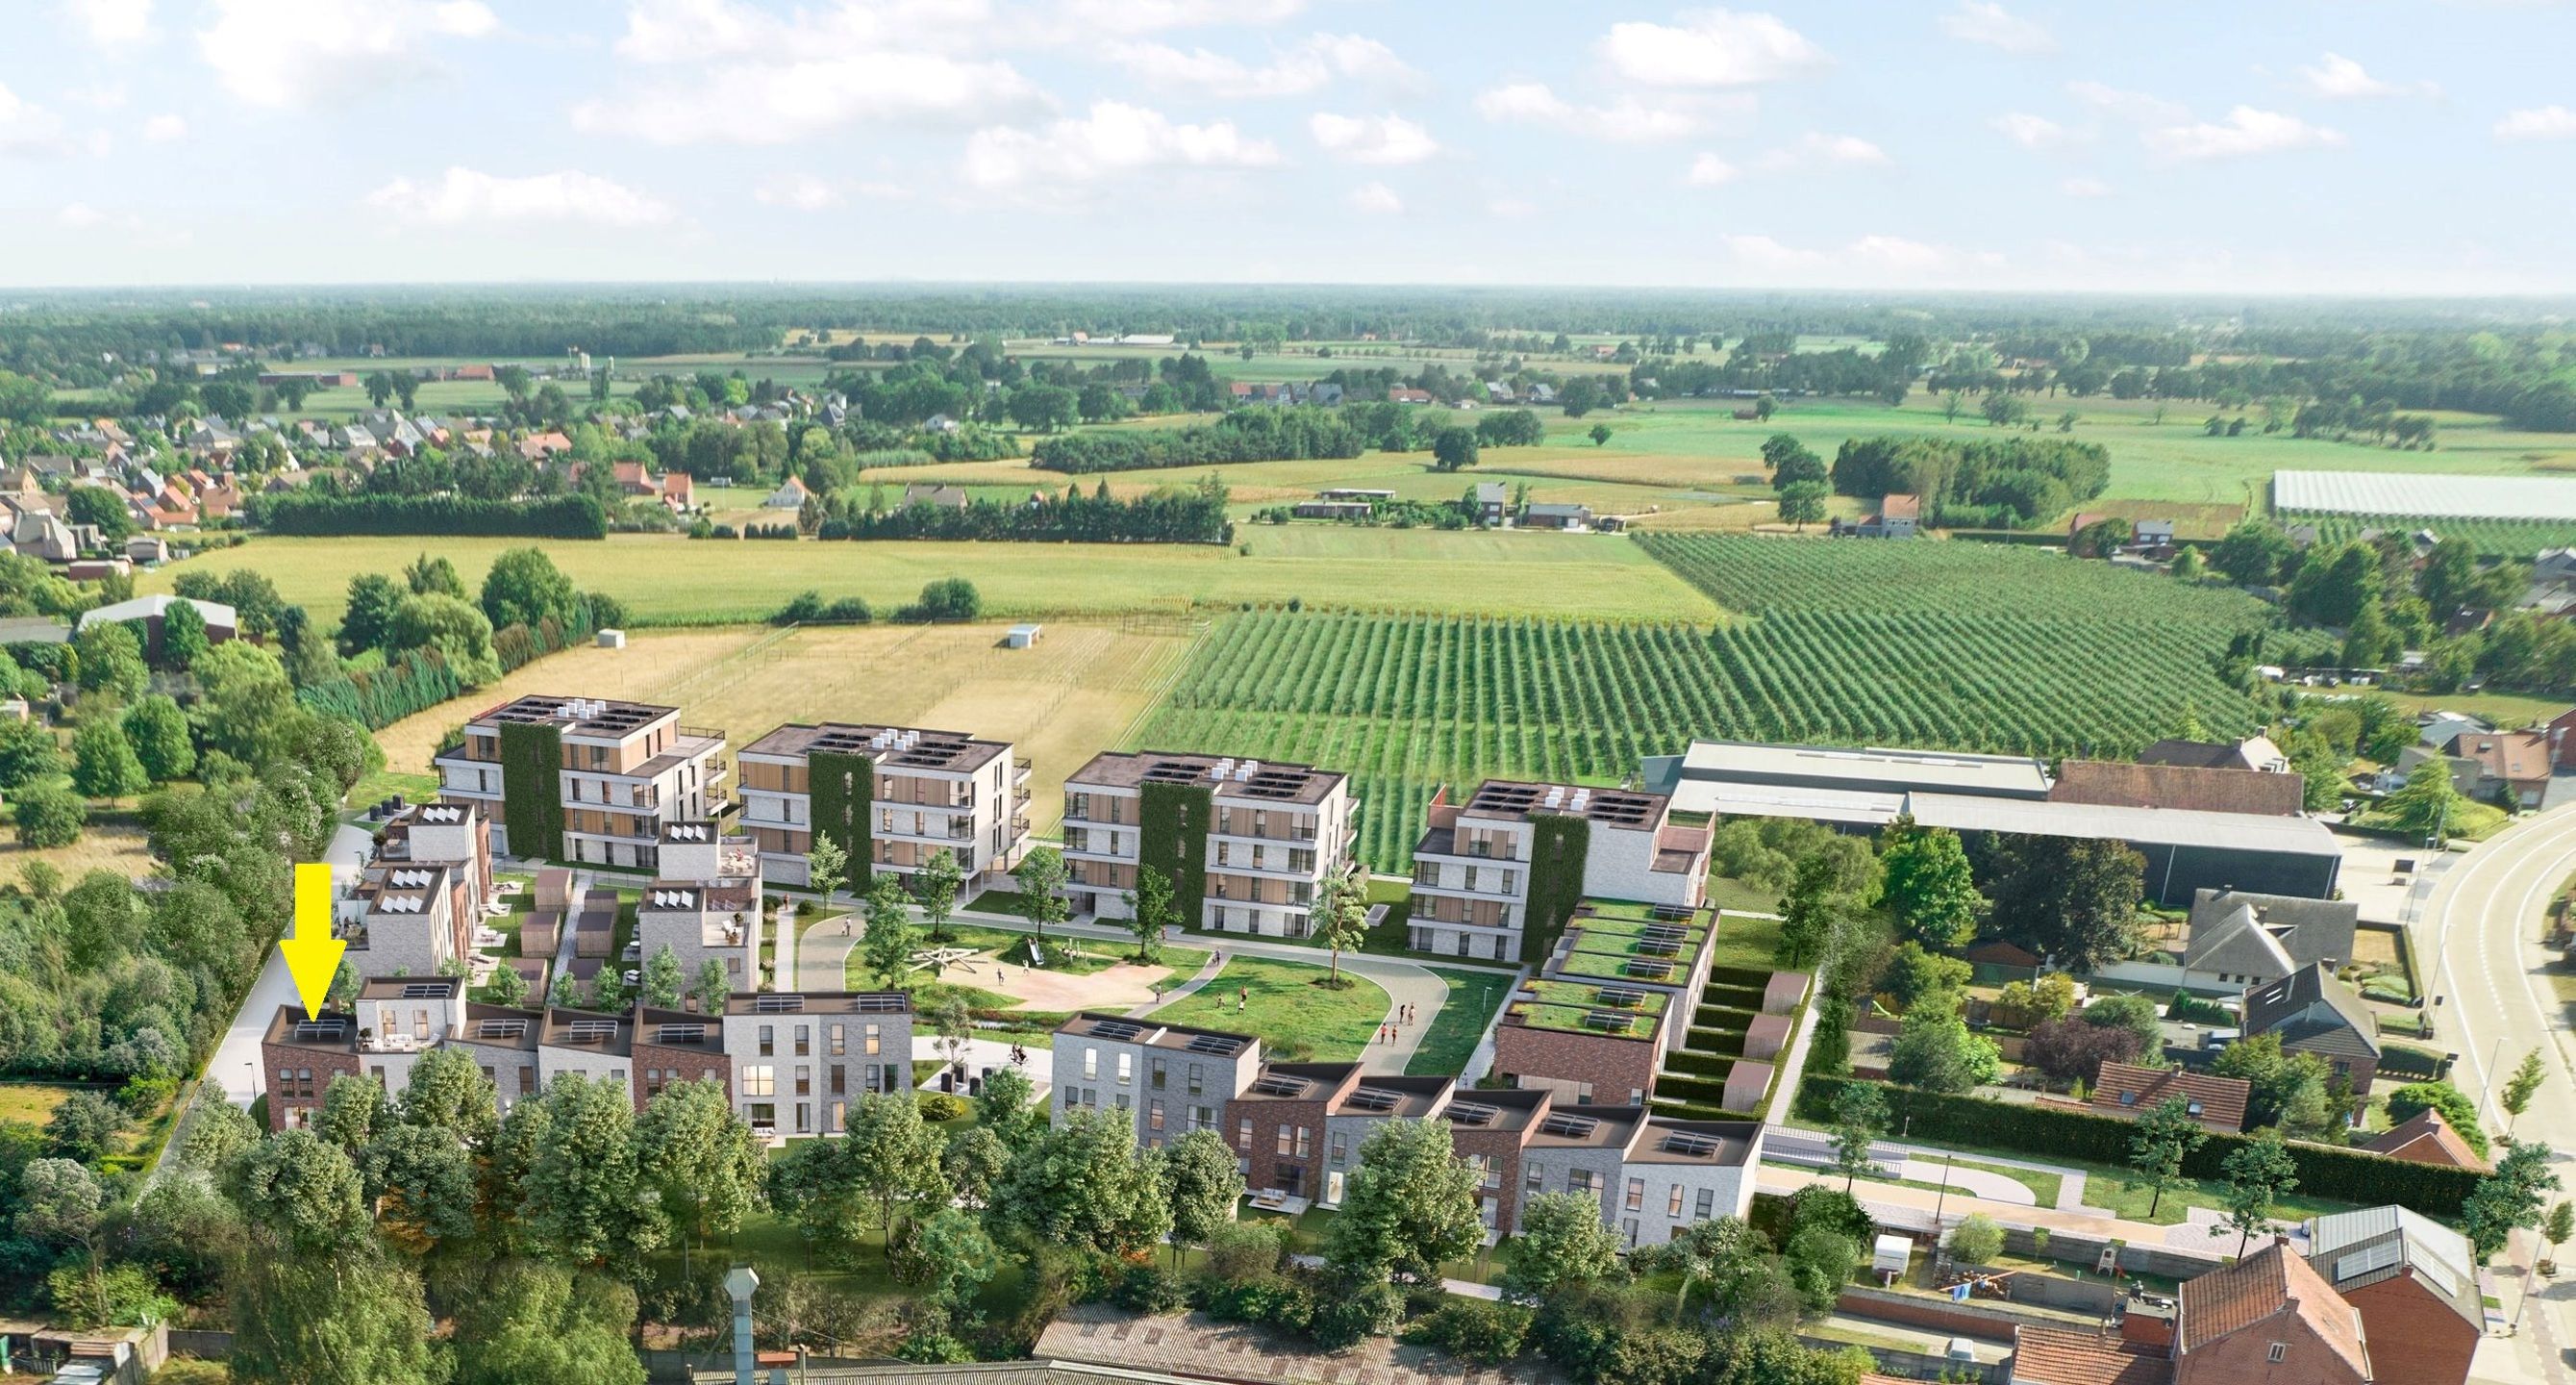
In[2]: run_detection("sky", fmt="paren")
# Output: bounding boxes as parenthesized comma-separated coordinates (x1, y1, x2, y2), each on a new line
(3, 0, 2574, 293)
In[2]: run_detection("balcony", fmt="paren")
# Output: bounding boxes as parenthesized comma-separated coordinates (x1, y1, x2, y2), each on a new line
(1011, 816, 1031, 838)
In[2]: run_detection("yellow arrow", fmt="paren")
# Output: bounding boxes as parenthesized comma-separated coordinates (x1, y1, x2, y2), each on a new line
(279, 862, 347, 1021)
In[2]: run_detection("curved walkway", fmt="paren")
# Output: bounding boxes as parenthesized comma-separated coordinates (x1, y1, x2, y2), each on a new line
(1894, 1156, 2037, 1206)
(798, 905, 1490, 1073)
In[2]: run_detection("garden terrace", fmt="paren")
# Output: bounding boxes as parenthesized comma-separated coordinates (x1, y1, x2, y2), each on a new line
(1508, 979, 1671, 1038)
(1553, 945, 1694, 987)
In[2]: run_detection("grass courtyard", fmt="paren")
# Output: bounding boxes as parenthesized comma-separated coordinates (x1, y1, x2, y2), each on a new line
(1148, 956, 1388, 1063)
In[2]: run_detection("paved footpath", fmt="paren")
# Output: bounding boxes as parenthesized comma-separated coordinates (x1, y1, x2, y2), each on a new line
(797, 905, 1516, 1074)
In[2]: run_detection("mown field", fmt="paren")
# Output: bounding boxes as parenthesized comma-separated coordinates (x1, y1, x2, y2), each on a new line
(144, 525, 1721, 629)
(1135, 538, 2286, 868)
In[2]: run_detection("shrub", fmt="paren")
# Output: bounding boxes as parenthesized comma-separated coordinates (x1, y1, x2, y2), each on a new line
(2023, 1015, 2143, 1083)
(915, 1092, 968, 1123)
(1950, 1214, 2004, 1266)
(1202, 1221, 1285, 1283)
(1110, 1263, 1191, 1315)
(1307, 1276, 1402, 1350)
(1407, 1299, 1533, 1366)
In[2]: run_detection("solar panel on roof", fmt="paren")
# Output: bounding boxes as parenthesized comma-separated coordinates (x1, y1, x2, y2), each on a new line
(1252, 1074, 1310, 1097)
(1346, 1087, 1402, 1112)
(1638, 939, 1680, 957)
(1089, 1019, 1142, 1041)
(1539, 1113, 1598, 1138)
(1185, 1034, 1242, 1055)
(1624, 959, 1674, 979)
(291, 1020, 345, 1042)
(1448, 1100, 1498, 1125)
(1660, 1131, 1721, 1157)
(2336, 1241, 2404, 1284)
(1643, 923, 1687, 941)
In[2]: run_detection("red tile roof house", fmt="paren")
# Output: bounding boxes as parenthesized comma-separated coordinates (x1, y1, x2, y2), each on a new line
(2360, 1107, 2489, 1174)
(2088, 1061, 2251, 1135)
(2303, 1207, 2483, 1385)
(2009, 1322, 2174, 1385)
(2172, 1239, 2371, 1385)
(2440, 727, 2553, 809)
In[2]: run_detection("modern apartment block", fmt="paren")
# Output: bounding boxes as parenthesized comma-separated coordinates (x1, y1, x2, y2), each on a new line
(1410, 781, 1712, 962)
(735, 722, 1031, 892)
(1051, 1011, 1263, 1149)
(432, 694, 727, 869)
(1061, 752, 1358, 938)
(335, 801, 496, 981)
(719, 991, 914, 1138)
(1050, 1012, 1762, 1246)
(635, 821, 764, 987)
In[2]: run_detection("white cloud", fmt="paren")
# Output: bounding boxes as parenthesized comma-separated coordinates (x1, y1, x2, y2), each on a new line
(1752, 131, 1889, 172)
(1347, 181, 1402, 214)
(573, 53, 1045, 145)
(1471, 83, 1715, 142)
(2066, 80, 2188, 125)
(2144, 107, 2346, 162)
(1044, 0, 1304, 38)
(2060, 175, 2113, 197)
(0, 84, 70, 156)
(2494, 105, 2576, 140)
(1990, 112, 2077, 150)
(141, 113, 186, 141)
(610, 0, 996, 63)
(2295, 53, 2436, 100)
(62, 0, 155, 49)
(963, 101, 1280, 191)
(363, 167, 674, 227)
(197, 0, 497, 108)
(1685, 152, 1738, 186)
(1938, 1, 2051, 54)
(1108, 33, 1418, 98)
(1597, 10, 1824, 88)
(1309, 112, 1438, 164)
(58, 201, 108, 229)
(1725, 232, 2002, 281)
(755, 174, 842, 210)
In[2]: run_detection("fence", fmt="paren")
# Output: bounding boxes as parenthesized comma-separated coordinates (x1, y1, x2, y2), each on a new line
(1803, 1336, 2007, 1384)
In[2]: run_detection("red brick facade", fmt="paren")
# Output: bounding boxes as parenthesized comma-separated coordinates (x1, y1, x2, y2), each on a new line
(632, 1039, 731, 1112)
(1226, 1095, 1332, 1197)
(261, 1043, 363, 1132)
(2338, 1273, 2475, 1385)
(1491, 1022, 1661, 1106)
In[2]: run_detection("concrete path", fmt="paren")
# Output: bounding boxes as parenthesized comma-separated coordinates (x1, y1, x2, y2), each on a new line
(1129, 951, 1225, 1018)
(1893, 1156, 2037, 1206)
(202, 820, 379, 1109)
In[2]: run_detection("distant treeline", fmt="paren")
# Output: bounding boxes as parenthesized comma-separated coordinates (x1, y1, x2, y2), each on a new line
(1830, 435, 2111, 530)
(1033, 409, 1366, 474)
(818, 478, 1232, 544)
(248, 493, 610, 539)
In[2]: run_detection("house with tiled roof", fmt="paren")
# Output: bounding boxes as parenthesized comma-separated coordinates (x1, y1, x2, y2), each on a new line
(2088, 1061, 2249, 1135)
(2243, 962, 2382, 1096)
(2360, 1107, 2488, 1173)
(2009, 1323, 2174, 1385)
(2173, 1239, 2370, 1384)
(2183, 889, 2358, 990)
(2139, 735, 2290, 774)
(2439, 727, 2553, 809)
(2304, 1206, 2482, 1385)
(2050, 760, 2306, 818)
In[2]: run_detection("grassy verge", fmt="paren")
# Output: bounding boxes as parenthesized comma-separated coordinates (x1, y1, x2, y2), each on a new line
(1150, 956, 1388, 1062)
(1406, 970, 1517, 1077)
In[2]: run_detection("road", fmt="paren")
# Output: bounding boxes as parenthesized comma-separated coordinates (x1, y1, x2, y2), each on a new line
(2417, 800, 2576, 1385)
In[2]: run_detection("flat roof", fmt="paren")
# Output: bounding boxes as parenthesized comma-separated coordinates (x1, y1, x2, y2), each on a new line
(1459, 779, 1668, 828)
(1629, 1118, 1762, 1166)
(263, 1006, 358, 1053)
(1657, 739, 2052, 797)
(469, 693, 678, 738)
(1054, 1011, 1256, 1055)
(1067, 750, 1344, 806)
(722, 992, 913, 1017)
(1906, 793, 2343, 857)
(1660, 780, 1910, 823)
(740, 721, 1011, 774)
(538, 1005, 634, 1057)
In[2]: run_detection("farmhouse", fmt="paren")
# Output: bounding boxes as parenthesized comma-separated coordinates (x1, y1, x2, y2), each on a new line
(2138, 735, 2289, 774)
(736, 721, 1031, 892)
(1061, 751, 1356, 938)
(1852, 492, 1919, 539)
(431, 694, 728, 869)
(1409, 780, 1709, 962)
(901, 483, 970, 511)
(2243, 963, 2382, 1096)
(1470, 482, 1509, 526)
(763, 475, 810, 509)
(2171, 1239, 2372, 1385)
(1518, 502, 1594, 531)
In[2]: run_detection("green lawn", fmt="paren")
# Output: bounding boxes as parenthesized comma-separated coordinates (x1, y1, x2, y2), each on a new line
(1705, 911, 1788, 974)
(0, 1080, 79, 1128)
(1406, 969, 1517, 1078)
(1149, 956, 1388, 1062)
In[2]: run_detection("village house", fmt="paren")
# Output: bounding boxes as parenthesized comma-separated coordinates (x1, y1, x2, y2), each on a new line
(2181, 889, 2359, 991)
(2243, 963, 2382, 1099)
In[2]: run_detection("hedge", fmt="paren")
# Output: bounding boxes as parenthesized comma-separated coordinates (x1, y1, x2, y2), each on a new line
(2378, 1044, 2447, 1080)
(1704, 985, 1766, 1012)
(1694, 1003, 1760, 1032)
(297, 647, 464, 730)
(1684, 1030, 1748, 1059)
(1795, 1075, 2481, 1217)
(1664, 1049, 1737, 1079)
(1708, 965, 1777, 989)
(250, 492, 609, 539)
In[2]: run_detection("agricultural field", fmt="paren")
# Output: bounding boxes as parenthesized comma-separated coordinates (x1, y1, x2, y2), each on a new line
(146, 525, 1719, 629)
(2276, 513, 2576, 557)
(371, 621, 1199, 831)
(1136, 539, 2285, 869)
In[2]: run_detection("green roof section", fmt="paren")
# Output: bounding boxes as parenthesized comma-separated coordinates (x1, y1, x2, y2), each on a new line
(1507, 977, 1670, 1037)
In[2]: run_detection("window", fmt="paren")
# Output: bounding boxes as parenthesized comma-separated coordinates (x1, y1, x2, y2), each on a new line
(1625, 1177, 1644, 1213)
(1082, 1046, 1098, 1080)
(1148, 1099, 1165, 1132)
(1188, 1063, 1205, 1095)
(1277, 1125, 1294, 1157)
(794, 1066, 812, 1096)
(2266, 1345, 2287, 1364)
(1295, 1126, 1311, 1159)
(1194, 1105, 1215, 1132)
(794, 1026, 811, 1057)
(863, 1023, 881, 1056)
(1330, 1132, 1346, 1166)
(829, 1023, 845, 1056)
(829, 1067, 845, 1095)
(1238, 1116, 1253, 1151)
(1117, 1052, 1133, 1086)
(1151, 1057, 1167, 1090)
(830, 1100, 845, 1131)
(758, 1024, 774, 1057)
(1668, 1185, 1685, 1217)
(1525, 1162, 1542, 1196)
(742, 1065, 775, 1097)
(1695, 1189, 1714, 1219)
(1569, 1169, 1597, 1196)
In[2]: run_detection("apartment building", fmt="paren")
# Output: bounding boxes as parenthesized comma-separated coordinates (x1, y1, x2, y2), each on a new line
(633, 1005, 732, 1112)
(350, 976, 466, 1095)
(432, 694, 727, 869)
(635, 821, 763, 986)
(1051, 1011, 1263, 1149)
(736, 722, 1030, 891)
(719, 992, 914, 1138)
(1061, 752, 1357, 938)
(373, 800, 493, 903)
(262, 995, 545, 1130)
(338, 861, 472, 981)
(1410, 781, 1712, 962)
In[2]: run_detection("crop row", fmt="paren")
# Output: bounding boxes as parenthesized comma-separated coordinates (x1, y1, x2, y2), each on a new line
(2277, 511, 2576, 559)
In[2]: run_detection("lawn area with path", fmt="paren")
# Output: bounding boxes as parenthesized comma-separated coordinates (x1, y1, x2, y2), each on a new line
(1147, 956, 1389, 1063)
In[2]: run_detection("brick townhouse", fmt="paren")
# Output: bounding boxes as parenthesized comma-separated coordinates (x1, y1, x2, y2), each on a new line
(2171, 1239, 2371, 1385)
(1409, 780, 1711, 963)
(735, 722, 1030, 892)
(1060, 752, 1358, 939)
(1050, 1012, 1263, 1150)
(1492, 903, 1723, 1107)
(433, 694, 727, 869)
(2303, 1208, 2481, 1385)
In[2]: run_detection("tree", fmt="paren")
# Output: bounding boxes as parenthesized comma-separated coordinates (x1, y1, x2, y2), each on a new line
(636, 1078, 765, 1258)
(1500, 1191, 1623, 1301)
(157, 598, 211, 671)
(1157, 1128, 1245, 1264)
(123, 694, 194, 782)
(805, 833, 850, 902)
(2465, 1142, 2562, 1261)
(0, 717, 63, 791)
(227, 1248, 439, 1385)
(70, 719, 147, 800)
(1949, 1213, 2004, 1266)
(1588, 423, 1613, 446)
(399, 1045, 499, 1146)
(1322, 1118, 1486, 1283)
(1830, 1082, 1887, 1191)
(988, 1106, 1171, 1255)
(2128, 1095, 2210, 1218)
(2213, 1128, 2299, 1256)
(1882, 941, 1970, 1007)
(363, 1123, 477, 1254)
(941, 1125, 1011, 1209)
(522, 1074, 663, 1269)
(2385, 1081, 2489, 1158)
(13, 783, 88, 848)
(448, 1261, 644, 1385)
(861, 873, 919, 987)
(13, 1158, 104, 1251)
(314, 1073, 388, 1155)
(975, 1064, 1045, 1151)
(914, 849, 963, 944)
(1776, 479, 1829, 529)
(338, 572, 407, 656)
(689, 957, 732, 1012)
(1311, 869, 1367, 985)
(1015, 844, 1069, 944)
(1880, 821, 1983, 948)
(1127, 863, 1177, 963)
(2209, 521, 2295, 587)
(640, 944, 685, 1009)
(842, 1090, 952, 1255)
(386, 592, 502, 687)
(1774, 852, 1848, 969)
(2545, 1201, 2574, 1273)
(2504, 1049, 2546, 1134)
(1646, 1215, 1774, 1320)
(1983, 835, 2144, 970)
(480, 545, 580, 631)
(1431, 426, 1480, 472)
(2022, 1015, 2143, 1083)
(912, 1207, 1000, 1328)
(72, 621, 148, 700)
(1887, 991, 2000, 1093)
(2380, 765, 2461, 844)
